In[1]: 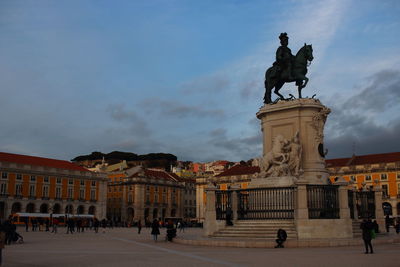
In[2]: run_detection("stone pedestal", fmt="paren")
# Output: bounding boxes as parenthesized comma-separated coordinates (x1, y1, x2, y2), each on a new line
(256, 98, 330, 185)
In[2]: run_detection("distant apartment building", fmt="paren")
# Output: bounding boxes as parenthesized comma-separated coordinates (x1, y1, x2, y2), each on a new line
(326, 152, 400, 217)
(0, 152, 107, 219)
(106, 166, 190, 223)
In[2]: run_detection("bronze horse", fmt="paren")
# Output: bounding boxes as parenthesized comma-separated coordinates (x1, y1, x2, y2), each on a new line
(264, 44, 313, 104)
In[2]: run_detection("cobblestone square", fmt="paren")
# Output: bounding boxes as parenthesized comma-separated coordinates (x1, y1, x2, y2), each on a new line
(3, 227, 400, 267)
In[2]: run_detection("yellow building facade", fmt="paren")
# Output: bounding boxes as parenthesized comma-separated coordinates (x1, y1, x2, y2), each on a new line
(0, 152, 108, 219)
(106, 166, 185, 224)
(327, 152, 400, 217)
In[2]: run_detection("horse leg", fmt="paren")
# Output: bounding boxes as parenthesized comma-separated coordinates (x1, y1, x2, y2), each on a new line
(296, 76, 308, 98)
(274, 81, 285, 100)
(264, 79, 272, 104)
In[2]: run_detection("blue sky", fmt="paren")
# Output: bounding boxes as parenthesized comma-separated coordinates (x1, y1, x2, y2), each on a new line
(1, 0, 399, 162)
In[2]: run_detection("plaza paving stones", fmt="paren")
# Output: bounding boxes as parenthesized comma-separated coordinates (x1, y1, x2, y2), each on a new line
(3, 227, 400, 267)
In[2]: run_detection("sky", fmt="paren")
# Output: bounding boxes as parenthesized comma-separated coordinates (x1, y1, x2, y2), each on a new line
(0, 0, 399, 163)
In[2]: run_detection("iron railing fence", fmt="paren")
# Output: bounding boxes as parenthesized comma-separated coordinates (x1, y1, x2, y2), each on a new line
(215, 190, 232, 220)
(237, 187, 295, 220)
(307, 185, 339, 219)
(348, 190, 355, 219)
(356, 191, 375, 219)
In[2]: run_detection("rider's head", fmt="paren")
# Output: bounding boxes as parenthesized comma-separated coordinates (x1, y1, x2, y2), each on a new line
(279, 32, 288, 46)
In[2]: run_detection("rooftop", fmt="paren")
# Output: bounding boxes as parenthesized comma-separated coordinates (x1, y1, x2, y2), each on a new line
(326, 152, 400, 168)
(0, 152, 90, 172)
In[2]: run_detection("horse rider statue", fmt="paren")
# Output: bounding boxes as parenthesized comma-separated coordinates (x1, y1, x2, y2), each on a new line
(263, 33, 314, 104)
(275, 32, 294, 81)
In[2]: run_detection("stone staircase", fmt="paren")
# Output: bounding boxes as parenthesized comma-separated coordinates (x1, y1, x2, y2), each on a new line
(352, 220, 362, 237)
(212, 220, 297, 240)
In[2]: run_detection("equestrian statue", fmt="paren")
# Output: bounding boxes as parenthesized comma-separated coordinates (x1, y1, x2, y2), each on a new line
(264, 33, 314, 104)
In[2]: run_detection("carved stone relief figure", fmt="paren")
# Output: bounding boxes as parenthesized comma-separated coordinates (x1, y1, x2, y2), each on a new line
(287, 131, 302, 176)
(259, 132, 302, 178)
(311, 106, 331, 144)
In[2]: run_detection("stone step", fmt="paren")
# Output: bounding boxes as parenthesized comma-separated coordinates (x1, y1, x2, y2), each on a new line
(213, 233, 297, 238)
(215, 229, 292, 232)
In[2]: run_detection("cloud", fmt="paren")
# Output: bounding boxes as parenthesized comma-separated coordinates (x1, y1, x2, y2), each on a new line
(180, 72, 231, 94)
(324, 69, 400, 158)
(342, 70, 400, 112)
(208, 128, 262, 160)
(140, 98, 226, 119)
(106, 104, 151, 136)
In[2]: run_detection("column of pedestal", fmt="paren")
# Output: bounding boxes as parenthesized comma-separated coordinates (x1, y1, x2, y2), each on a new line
(374, 187, 385, 229)
(204, 189, 217, 236)
(134, 184, 145, 221)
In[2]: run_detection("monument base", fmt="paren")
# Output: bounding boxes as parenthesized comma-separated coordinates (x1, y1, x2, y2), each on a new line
(248, 176, 298, 188)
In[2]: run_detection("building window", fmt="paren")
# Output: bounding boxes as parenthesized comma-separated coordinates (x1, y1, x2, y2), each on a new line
(56, 187, 62, 198)
(1, 172, 7, 179)
(80, 180, 85, 186)
(68, 179, 74, 185)
(365, 175, 372, 181)
(154, 194, 158, 203)
(382, 184, 389, 197)
(56, 178, 62, 184)
(397, 173, 400, 180)
(15, 184, 22, 196)
(397, 183, 400, 195)
(128, 194, 133, 203)
(91, 181, 96, 187)
(29, 185, 35, 196)
(381, 173, 388, 180)
(146, 185, 150, 191)
(16, 174, 22, 180)
(44, 176, 49, 183)
(68, 187, 73, 198)
(129, 186, 133, 191)
(350, 176, 355, 182)
(146, 194, 150, 203)
(0, 183, 7, 194)
(43, 185, 49, 197)
(90, 189, 96, 200)
(30, 175, 36, 182)
(79, 189, 85, 199)
(162, 194, 166, 204)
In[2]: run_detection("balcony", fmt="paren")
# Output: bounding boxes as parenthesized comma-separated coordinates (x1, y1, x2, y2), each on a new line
(78, 198, 86, 202)
(55, 197, 63, 201)
(382, 194, 390, 200)
(28, 195, 36, 200)
(67, 198, 74, 202)
(41, 197, 50, 200)
(397, 194, 400, 199)
(15, 194, 23, 199)
(90, 199, 97, 203)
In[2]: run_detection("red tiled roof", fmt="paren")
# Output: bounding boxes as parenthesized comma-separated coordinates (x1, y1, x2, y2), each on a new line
(326, 152, 400, 168)
(0, 152, 90, 172)
(215, 164, 260, 177)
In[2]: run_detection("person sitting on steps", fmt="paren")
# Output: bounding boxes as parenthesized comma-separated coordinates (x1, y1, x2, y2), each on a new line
(275, 229, 287, 248)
